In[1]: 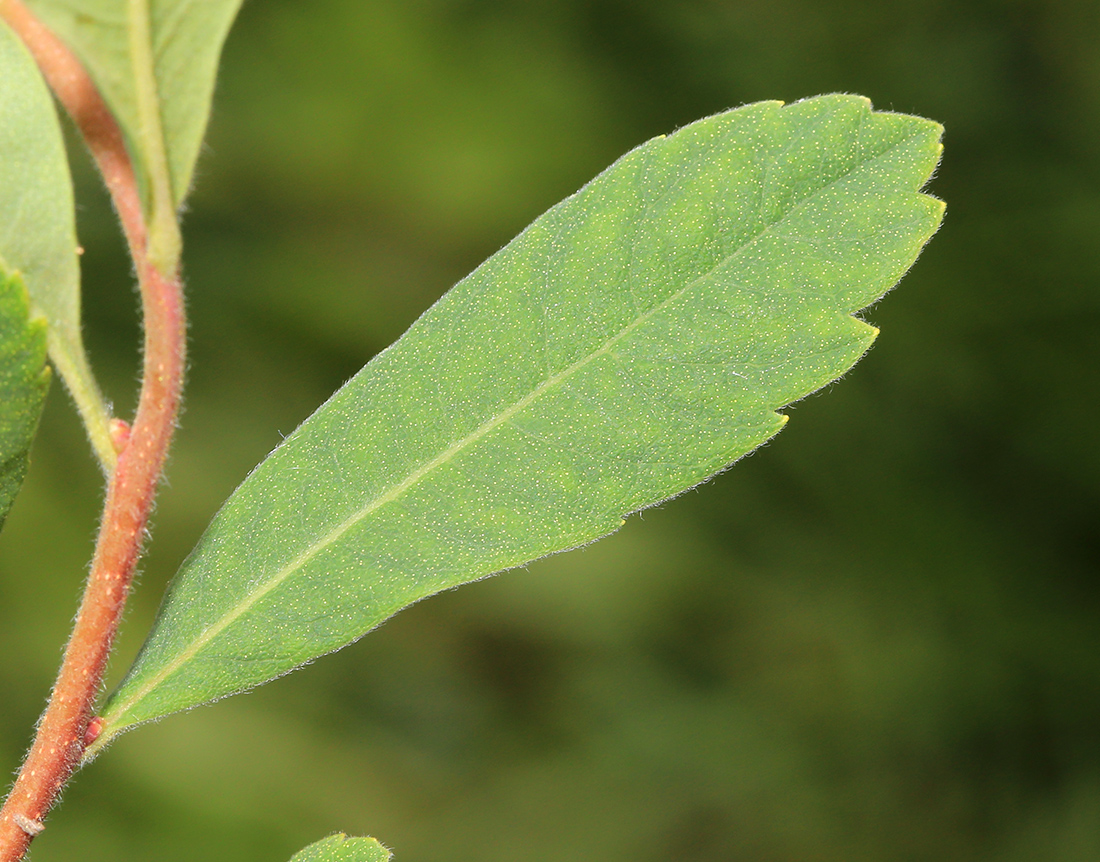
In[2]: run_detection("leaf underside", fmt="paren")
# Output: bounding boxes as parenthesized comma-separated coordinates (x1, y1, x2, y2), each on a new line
(0, 269, 50, 530)
(0, 19, 91, 422)
(289, 835, 391, 862)
(95, 94, 945, 747)
(25, 0, 244, 208)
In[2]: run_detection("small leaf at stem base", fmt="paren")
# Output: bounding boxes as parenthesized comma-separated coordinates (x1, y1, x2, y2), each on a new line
(289, 835, 391, 862)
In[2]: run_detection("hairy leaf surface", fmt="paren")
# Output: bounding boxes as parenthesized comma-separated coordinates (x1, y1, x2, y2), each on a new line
(289, 835, 391, 862)
(95, 95, 944, 746)
(26, 0, 243, 210)
(0, 20, 101, 446)
(0, 269, 50, 529)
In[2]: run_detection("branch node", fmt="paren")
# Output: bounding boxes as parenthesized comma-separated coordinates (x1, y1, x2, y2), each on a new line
(12, 818, 43, 838)
(109, 419, 132, 454)
(83, 717, 104, 748)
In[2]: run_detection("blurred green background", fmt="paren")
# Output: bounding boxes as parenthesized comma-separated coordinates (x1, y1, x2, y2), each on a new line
(2, 0, 1099, 859)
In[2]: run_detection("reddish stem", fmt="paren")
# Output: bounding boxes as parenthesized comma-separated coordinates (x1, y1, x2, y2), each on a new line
(0, 4, 185, 860)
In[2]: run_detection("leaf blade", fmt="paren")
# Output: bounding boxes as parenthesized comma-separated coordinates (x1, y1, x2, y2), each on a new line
(25, 0, 243, 218)
(95, 95, 944, 745)
(288, 835, 391, 862)
(0, 18, 111, 467)
(0, 269, 50, 529)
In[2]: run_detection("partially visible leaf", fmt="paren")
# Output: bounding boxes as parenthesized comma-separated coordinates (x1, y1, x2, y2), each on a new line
(0, 20, 75, 324)
(0, 268, 50, 529)
(289, 835, 391, 862)
(0, 19, 111, 468)
(25, 0, 243, 211)
(94, 95, 944, 747)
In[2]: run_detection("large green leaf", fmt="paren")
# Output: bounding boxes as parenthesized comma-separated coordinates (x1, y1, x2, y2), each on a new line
(0, 19, 111, 465)
(25, 0, 243, 250)
(0, 268, 50, 529)
(289, 835, 391, 862)
(92, 95, 944, 749)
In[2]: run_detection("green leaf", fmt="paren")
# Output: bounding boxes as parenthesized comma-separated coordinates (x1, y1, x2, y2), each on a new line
(0, 268, 50, 529)
(25, 0, 244, 263)
(0, 19, 113, 469)
(93, 95, 944, 748)
(288, 835, 391, 862)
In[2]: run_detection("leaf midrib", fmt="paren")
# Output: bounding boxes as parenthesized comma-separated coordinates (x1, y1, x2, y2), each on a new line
(127, 0, 180, 267)
(100, 121, 921, 731)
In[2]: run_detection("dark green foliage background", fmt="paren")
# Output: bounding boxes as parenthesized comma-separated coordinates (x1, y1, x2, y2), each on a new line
(0, 0, 1096, 859)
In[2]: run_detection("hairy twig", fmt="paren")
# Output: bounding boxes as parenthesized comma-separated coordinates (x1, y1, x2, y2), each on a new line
(0, 3, 185, 859)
